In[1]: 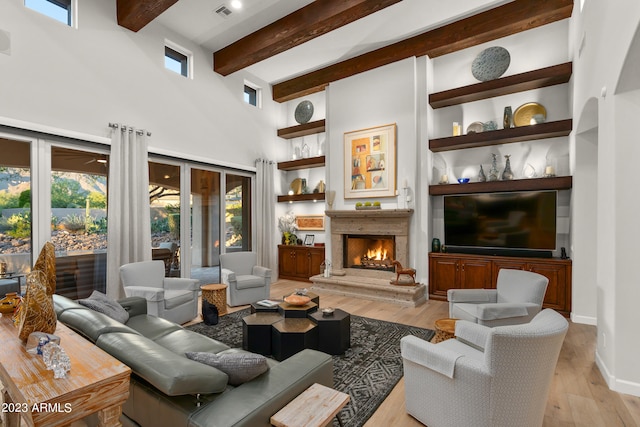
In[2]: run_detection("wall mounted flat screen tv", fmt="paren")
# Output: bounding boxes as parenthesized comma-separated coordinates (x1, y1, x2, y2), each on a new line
(444, 191, 557, 253)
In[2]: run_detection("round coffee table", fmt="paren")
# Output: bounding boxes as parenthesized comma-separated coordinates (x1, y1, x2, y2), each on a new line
(433, 318, 457, 343)
(200, 284, 228, 315)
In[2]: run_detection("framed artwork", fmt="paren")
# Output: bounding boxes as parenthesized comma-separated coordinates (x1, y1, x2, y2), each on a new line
(344, 123, 396, 198)
(295, 214, 325, 231)
(304, 234, 315, 246)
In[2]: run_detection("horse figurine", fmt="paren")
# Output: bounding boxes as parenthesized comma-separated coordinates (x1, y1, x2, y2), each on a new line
(391, 260, 416, 285)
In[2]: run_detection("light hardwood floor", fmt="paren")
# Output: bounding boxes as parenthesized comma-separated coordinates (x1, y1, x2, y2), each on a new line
(212, 279, 640, 427)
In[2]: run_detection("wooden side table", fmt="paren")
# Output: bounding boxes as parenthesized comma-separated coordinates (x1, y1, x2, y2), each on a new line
(433, 318, 458, 343)
(270, 383, 350, 427)
(200, 283, 228, 315)
(0, 316, 130, 427)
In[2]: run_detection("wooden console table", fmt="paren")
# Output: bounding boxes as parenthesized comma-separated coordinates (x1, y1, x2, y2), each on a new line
(0, 314, 130, 427)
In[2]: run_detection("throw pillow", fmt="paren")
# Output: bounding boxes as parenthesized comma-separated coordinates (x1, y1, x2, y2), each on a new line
(185, 352, 269, 386)
(16, 270, 57, 341)
(78, 291, 130, 324)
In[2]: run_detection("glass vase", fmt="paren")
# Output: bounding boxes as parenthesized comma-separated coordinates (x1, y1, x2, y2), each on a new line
(501, 155, 514, 180)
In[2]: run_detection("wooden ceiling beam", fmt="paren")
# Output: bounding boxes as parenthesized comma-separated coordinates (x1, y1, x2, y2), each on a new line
(117, 0, 178, 33)
(213, 0, 402, 76)
(272, 0, 573, 102)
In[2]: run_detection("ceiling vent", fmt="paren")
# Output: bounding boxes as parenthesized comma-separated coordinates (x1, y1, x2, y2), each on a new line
(215, 5, 232, 18)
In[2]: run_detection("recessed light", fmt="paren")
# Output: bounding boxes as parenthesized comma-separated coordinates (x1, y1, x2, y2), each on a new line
(230, 0, 242, 10)
(164, 174, 171, 179)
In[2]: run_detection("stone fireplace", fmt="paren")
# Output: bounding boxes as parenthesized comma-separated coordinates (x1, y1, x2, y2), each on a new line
(310, 209, 426, 306)
(344, 234, 395, 271)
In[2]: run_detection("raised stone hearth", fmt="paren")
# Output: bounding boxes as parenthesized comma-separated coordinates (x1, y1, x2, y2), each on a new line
(310, 209, 426, 307)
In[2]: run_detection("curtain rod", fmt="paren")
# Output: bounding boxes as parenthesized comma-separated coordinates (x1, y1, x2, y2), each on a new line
(109, 122, 151, 137)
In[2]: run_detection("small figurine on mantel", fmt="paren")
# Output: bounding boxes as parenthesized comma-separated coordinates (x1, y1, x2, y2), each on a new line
(390, 260, 416, 286)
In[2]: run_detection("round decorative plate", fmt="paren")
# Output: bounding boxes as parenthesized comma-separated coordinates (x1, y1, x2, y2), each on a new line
(466, 121, 484, 134)
(294, 100, 314, 124)
(471, 46, 510, 82)
(513, 102, 547, 126)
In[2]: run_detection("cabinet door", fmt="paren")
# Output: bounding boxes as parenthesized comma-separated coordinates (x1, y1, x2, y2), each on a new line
(291, 247, 308, 277)
(459, 258, 493, 289)
(527, 262, 567, 311)
(429, 256, 459, 298)
(308, 248, 325, 277)
(278, 246, 297, 277)
(492, 259, 528, 288)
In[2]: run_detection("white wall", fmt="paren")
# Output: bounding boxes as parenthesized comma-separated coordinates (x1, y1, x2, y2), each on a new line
(0, 0, 284, 168)
(572, 0, 640, 396)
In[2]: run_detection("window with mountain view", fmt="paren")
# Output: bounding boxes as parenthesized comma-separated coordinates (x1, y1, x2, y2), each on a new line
(0, 138, 32, 282)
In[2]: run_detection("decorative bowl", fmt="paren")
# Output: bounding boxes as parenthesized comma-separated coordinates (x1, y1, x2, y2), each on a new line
(284, 294, 311, 306)
(322, 307, 335, 317)
(457, 178, 470, 184)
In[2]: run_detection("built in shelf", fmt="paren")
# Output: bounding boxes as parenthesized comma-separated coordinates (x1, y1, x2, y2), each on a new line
(429, 119, 572, 152)
(277, 156, 325, 171)
(428, 176, 572, 196)
(277, 119, 326, 139)
(429, 62, 572, 109)
(277, 193, 326, 203)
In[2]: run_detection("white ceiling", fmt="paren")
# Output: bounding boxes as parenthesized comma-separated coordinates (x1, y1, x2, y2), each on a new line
(155, 0, 510, 84)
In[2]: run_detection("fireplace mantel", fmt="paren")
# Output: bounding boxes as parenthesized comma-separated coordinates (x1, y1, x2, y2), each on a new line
(326, 209, 413, 219)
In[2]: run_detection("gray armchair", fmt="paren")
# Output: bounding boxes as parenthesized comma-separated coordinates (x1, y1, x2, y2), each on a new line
(220, 252, 271, 307)
(119, 260, 199, 325)
(448, 268, 548, 327)
(401, 309, 568, 427)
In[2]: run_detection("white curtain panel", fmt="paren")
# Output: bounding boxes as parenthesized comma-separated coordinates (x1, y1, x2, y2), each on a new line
(255, 159, 276, 273)
(106, 125, 152, 299)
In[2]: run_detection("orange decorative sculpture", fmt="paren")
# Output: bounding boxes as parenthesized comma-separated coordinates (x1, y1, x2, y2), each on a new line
(391, 260, 416, 286)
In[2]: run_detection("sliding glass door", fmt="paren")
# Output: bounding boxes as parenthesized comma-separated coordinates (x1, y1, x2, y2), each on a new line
(225, 174, 251, 252)
(149, 160, 181, 277)
(0, 137, 32, 283)
(0, 133, 109, 299)
(51, 146, 109, 299)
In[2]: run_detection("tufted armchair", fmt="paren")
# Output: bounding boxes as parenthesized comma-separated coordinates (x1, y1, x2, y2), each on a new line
(401, 309, 568, 427)
(447, 268, 548, 327)
(220, 252, 271, 307)
(119, 260, 199, 325)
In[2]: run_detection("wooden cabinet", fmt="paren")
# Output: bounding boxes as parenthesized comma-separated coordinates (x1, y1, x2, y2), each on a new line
(492, 258, 570, 313)
(429, 254, 492, 298)
(278, 245, 325, 282)
(429, 252, 572, 315)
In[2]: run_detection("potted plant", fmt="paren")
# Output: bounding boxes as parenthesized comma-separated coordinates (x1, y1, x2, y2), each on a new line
(278, 212, 297, 245)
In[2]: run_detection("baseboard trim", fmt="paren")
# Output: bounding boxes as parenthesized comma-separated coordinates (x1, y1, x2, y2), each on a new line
(595, 350, 640, 397)
(570, 313, 597, 325)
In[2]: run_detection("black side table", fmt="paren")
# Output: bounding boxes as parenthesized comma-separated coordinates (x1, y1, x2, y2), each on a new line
(271, 318, 318, 361)
(308, 308, 351, 355)
(242, 313, 282, 356)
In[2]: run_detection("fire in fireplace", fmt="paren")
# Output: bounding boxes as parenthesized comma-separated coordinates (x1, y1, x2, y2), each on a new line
(344, 234, 395, 271)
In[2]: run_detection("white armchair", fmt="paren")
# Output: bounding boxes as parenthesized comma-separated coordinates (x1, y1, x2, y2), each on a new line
(401, 309, 568, 427)
(119, 260, 199, 325)
(448, 268, 548, 327)
(220, 252, 271, 307)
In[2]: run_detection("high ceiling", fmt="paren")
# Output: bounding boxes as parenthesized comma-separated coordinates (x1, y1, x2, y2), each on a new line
(120, 0, 573, 101)
(148, 0, 510, 83)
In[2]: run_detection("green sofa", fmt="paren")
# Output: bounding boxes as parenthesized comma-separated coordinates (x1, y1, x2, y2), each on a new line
(52, 294, 333, 427)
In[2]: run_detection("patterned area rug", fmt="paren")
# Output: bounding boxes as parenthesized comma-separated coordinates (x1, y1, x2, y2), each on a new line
(186, 308, 434, 427)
